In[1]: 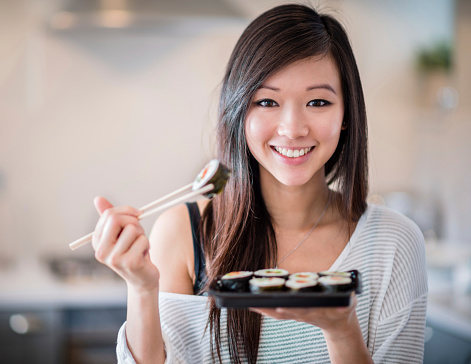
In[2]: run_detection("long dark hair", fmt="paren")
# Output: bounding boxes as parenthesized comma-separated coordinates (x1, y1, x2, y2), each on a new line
(201, 4, 368, 363)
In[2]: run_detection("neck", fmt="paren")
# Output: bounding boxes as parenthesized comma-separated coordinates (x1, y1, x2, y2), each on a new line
(260, 168, 331, 232)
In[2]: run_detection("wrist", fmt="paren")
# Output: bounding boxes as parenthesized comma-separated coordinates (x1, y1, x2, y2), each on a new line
(321, 313, 373, 364)
(127, 283, 160, 298)
(321, 313, 360, 341)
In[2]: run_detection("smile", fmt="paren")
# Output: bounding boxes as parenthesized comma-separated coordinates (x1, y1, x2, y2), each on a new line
(273, 146, 313, 158)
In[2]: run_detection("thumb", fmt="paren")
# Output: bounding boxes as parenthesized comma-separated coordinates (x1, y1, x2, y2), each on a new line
(94, 196, 114, 215)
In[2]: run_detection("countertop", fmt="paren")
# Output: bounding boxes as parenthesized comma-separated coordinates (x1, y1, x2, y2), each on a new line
(0, 257, 127, 310)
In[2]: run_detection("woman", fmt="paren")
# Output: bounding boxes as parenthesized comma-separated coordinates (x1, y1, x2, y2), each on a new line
(92, 4, 427, 363)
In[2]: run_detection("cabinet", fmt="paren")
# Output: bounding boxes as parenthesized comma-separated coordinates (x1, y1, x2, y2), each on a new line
(424, 321, 471, 364)
(64, 307, 127, 364)
(0, 306, 126, 364)
(0, 310, 63, 364)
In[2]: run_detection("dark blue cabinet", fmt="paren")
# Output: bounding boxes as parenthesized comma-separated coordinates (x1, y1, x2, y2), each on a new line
(0, 306, 126, 364)
(424, 321, 471, 364)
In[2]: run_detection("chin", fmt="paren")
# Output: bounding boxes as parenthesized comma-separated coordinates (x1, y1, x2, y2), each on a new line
(273, 173, 315, 187)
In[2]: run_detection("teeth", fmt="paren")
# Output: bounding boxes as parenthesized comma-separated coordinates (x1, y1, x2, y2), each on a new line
(274, 147, 312, 158)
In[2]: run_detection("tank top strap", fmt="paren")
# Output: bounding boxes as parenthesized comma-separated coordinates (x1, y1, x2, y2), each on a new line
(185, 202, 207, 295)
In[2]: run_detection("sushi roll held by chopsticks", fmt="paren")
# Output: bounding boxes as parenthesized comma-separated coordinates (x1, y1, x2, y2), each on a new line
(192, 159, 231, 198)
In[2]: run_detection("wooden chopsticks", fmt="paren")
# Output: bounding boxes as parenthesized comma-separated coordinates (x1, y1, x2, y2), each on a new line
(69, 183, 214, 251)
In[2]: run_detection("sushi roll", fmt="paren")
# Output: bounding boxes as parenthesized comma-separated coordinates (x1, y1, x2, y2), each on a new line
(319, 270, 352, 278)
(254, 268, 290, 279)
(220, 271, 253, 292)
(249, 277, 286, 293)
(289, 272, 319, 281)
(285, 278, 320, 292)
(192, 159, 231, 198)
(318, 275, 353, 292)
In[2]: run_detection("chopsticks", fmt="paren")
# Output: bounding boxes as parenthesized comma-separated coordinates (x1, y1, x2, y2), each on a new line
(69, 183, 214, 251)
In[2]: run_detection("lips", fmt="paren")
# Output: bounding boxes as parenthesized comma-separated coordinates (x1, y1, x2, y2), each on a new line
(273, 146, 313, 158)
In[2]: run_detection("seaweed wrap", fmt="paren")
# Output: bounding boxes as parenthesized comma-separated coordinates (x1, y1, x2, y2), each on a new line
(220, 271, 253, 292)
(192, 159, 231, 198)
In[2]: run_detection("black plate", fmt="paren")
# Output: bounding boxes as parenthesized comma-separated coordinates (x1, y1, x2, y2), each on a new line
(208, 270, 362, 308)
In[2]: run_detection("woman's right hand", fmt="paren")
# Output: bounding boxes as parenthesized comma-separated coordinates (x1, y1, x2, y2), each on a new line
(91, 196, 160, 293)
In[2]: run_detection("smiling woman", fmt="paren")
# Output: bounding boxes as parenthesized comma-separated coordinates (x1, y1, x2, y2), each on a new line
(89, 3, 427, 364)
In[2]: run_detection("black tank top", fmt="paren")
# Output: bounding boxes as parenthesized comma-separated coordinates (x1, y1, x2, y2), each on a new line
(186, 202, 207, 295)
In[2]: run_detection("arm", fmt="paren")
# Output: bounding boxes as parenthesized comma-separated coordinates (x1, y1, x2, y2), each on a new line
(92, 197, 194, 364)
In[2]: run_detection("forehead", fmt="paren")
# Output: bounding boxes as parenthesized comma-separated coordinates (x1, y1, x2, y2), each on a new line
(261, 55, 341, 91)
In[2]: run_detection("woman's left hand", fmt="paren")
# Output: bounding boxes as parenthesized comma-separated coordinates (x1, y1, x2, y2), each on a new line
(250, 293, 358, 338)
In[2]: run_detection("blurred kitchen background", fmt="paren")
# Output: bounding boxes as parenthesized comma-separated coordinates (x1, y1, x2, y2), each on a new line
(0, 0, 469, 363)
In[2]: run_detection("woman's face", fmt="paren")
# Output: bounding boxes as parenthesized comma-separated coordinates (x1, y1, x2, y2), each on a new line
(245, 55, 345, 188)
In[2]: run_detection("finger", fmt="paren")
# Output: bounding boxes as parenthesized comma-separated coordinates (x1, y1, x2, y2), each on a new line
(94, 196, 140, 219)
(347, 292, 357, 310)
(93, 206, 141, 248)
(95, 215, 142, 262)
(249, 308, 276, 315)
(350, 292, 357, 306)
(332, 295, 356, 314)
(113, 224, 146, 257)
(106, 225, 144, 269)
(248, 308, 261, 314)
(92, 197, 114, 249)
(272, 307, 304, 320)
(100, 204, 141, 217)
(275, 307, 309, 315)
(101, 214, 142, 245)
(120, 234, 150, 272)
(94, 196, 114, 215)
(92, 195, 140, 247)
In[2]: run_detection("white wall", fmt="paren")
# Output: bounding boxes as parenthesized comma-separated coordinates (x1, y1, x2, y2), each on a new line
(336, 0, 469, 242)
(0, 0, 468, 264)
(0, 0, 248, 259)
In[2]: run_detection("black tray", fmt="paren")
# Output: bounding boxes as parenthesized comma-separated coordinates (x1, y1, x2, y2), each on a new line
(208, 270, 362, 308)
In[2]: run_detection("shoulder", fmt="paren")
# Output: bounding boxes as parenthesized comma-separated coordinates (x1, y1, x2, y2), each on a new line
(360, 203, 425, 249)
(355, 204, 427, 289)
(358, 204, 427, 306)
(151, 200, 208, 240)
(151, 203, 192, 236)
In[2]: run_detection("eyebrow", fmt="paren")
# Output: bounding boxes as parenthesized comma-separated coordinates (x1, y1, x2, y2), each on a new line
(259, 84, 337, 95)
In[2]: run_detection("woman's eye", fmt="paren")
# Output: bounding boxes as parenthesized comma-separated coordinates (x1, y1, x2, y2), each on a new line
(308, 99, 331, 107)
(255, 99, 278, 107)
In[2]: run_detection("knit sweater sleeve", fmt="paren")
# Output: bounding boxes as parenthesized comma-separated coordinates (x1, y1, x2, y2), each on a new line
(116, 292, 210, 364)
(116, 321, 186, 364)
(368, 207, 428, 363)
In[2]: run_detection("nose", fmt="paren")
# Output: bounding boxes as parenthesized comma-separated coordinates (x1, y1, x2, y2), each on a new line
(277, 106, 309, 139)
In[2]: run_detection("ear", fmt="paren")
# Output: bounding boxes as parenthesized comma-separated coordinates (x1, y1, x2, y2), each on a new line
(341, 120, 347, 130)
(94, 196, 113, 215)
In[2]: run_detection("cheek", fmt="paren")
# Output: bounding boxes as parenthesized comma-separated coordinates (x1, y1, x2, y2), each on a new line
(316, 114, 343, 142)
(245, 115, 272, 151)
